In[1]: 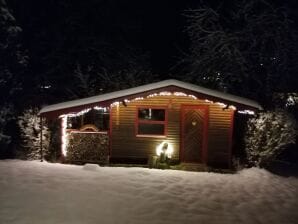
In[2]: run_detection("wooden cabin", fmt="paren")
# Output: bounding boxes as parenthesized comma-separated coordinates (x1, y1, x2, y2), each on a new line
(40, 79, 262, 168)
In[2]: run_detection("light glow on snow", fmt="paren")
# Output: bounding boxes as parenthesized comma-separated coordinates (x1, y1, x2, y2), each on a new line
(156, 141, 173, 158)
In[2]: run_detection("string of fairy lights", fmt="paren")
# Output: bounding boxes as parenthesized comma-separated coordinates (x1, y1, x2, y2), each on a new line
(59, 91, 255, 156)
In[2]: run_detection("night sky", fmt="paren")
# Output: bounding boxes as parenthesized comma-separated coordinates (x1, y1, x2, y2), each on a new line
(3, 0, 298, 77)
(8, 0, 298, 75)
(8, 0, 200, 76)
(2, 0, 298, 107)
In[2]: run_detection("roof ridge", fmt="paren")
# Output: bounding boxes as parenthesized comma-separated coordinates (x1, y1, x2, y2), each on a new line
(40, 79, 262, 114)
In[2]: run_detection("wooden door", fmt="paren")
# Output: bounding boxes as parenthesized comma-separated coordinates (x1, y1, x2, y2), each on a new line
(181, 106, 208, 163)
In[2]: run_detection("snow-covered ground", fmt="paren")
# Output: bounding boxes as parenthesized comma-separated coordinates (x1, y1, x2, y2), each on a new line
(0, 160, 297, 224)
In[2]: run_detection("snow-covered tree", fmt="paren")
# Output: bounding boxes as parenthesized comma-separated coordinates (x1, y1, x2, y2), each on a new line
(68, 55, 155, 99)
(17, 108, 50, 160)
(0, 0, 27, 154)
(245, 110, 297, 167)
(0, 0, 27, 96)
(96, 67, 155, 93)
(181, 0, 298, 107)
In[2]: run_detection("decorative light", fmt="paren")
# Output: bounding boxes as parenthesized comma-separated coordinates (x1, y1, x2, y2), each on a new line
(187, 95, 196, 99)
(147, 93, 158, 98)
(58, 106, 110, 157)
(59, 106, 109, 118)
(94, 106, 108, 111)
(61, 108, 91, 118)
(56, 90, 246, 158)
(133, 97, 144, 101)
(110, 101, 120, 107)
(159, 91, 172, 96)
(174, 92, 187, 97)
(74, 108, 91, 116)
(108, 91, 239, 111)
(40, 85, 52, 89)
(286, 95, 296, 107)
(156, 141, 173, 158)
(216, 102, 227, 108)
(61, 115, 68, 156)
(238, 110, 255, 115)
(229, 105, 237, 110)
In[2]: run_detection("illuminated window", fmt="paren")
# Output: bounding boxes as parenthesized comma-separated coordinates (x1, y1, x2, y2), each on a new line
(137, 107, 167, 136)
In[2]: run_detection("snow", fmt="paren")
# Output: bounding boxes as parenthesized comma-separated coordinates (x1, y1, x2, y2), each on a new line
(0, 160, 297, 224)
(39, 79, 262, 115)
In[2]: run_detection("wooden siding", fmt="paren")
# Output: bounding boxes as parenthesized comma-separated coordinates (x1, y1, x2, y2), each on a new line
(110, 95, 233, 166)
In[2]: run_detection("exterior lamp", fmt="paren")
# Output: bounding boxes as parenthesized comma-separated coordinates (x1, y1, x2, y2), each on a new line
(156, 141, 173, 161)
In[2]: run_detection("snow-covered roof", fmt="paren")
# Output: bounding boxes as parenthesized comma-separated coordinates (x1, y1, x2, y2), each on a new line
(40, 79, 263, 114)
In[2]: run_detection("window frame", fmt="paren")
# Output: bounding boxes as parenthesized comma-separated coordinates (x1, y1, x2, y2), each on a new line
(135, 106, 168, 137)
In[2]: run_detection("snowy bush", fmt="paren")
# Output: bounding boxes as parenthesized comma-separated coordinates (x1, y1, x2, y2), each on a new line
(245, 110, 297, 167)
(18, 108, 50, 160)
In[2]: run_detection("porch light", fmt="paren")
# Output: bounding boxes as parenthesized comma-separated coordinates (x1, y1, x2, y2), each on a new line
(156, 141, 173, 158)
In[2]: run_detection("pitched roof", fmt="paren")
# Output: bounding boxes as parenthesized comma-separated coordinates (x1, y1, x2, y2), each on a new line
(40, 79, 263, 115)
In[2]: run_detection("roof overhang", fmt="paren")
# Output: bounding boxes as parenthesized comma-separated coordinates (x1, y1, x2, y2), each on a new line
(40, 79, 263, 118)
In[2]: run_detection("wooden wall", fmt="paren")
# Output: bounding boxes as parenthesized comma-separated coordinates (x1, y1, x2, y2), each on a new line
(110, 95, 234, 167)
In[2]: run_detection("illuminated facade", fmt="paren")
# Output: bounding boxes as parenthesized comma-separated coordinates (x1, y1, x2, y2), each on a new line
(40, 79, 262, 167)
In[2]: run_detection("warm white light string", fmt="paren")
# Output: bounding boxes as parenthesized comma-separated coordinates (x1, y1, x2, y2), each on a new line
(61, 115, 68, 156)
(237, 110, 255, 115)
(58, 91, 255, 156)
(59, 91, 244, 119)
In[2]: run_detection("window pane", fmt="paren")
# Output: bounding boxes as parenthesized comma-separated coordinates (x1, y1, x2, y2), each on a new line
(138, 109, 165, 121)
(138, 124, 165, 135)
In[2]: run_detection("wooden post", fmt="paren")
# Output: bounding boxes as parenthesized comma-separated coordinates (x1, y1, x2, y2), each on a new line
(40, 116, 43, 162)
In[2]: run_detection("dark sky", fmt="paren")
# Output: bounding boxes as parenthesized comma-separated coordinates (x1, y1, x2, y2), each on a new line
(7, 0, 298, 76)
(129, 0, 198, 74)
(8, 0, 199, 75)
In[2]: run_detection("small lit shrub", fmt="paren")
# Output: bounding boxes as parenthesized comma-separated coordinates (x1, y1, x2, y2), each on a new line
(18, 108, 50, 160)
(245, 110, 296, 167)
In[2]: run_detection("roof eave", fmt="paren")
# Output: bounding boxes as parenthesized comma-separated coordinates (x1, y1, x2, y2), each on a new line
(39, 79, 263, 116)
